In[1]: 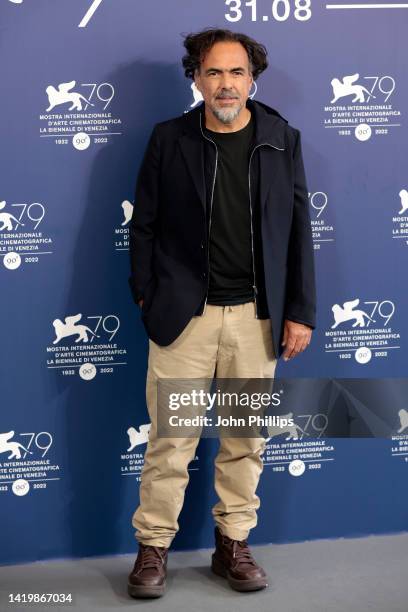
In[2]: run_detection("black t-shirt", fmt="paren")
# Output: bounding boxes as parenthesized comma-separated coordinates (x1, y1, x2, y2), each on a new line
(203, 114, 255, 305)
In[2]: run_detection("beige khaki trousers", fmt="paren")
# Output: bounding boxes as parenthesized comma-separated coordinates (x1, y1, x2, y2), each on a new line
(132, 300, 277, 547)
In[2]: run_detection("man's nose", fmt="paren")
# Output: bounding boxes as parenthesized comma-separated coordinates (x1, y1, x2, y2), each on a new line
(219, 86, 235, 97)
(220, 74, 235, 90)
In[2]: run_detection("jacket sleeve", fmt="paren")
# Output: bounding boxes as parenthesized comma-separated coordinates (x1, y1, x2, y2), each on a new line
(284, 129, 317, 329)
(128, 125, 160, 305)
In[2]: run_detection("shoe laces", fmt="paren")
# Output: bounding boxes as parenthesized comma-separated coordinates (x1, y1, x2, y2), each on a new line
(138, 544, 167, 570)
(223, 536, 257, 566)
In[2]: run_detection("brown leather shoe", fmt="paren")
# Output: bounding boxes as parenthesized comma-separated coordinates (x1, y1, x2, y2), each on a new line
(211, 526, 268, 592)
(127, 543, 168, 598)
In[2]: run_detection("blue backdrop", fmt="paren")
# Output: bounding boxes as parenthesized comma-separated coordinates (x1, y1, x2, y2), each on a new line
(1, 0, 407, 566)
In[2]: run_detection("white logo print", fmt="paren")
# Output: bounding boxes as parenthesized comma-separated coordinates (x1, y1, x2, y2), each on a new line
(0, 431, 61, 497)
(52, 314, 100, 344)
(40, 81, 119, 146)
(0, 201, 24, 231)
(330, 73, 375, 104)
(398, 189, 408, 214)
(325, 298, 398, 359)
(121, 200, 133, 226)
(46, 313, 125, 376)
(46, 81, 94, 111)
(0, 431, 32, 459)
(188, 83, 204, 109)
(392, 189, 408, 245)
(265, 412, 308, 441)
(113, 200, 132, 250)
(127, 425, 151, 451)
(1, 199, 53, 269)
(324, 73, 400, 139)
(331, 299, 376, 329)
(288, 460, 306, 477)
(396, 409, 408, 434)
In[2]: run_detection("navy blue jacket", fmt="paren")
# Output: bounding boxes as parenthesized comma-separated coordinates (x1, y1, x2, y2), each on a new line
(128, 97, 317, 359)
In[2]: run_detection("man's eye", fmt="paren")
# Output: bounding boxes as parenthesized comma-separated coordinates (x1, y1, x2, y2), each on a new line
(207, 71, 243, 76)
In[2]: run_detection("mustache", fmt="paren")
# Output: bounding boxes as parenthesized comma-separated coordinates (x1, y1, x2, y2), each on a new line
(216, 93, 239, 99)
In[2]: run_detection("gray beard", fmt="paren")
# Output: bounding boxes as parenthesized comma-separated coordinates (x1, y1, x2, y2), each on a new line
(211, 101, 244, 125)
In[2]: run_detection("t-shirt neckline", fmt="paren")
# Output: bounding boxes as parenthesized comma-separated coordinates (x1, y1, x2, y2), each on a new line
(204, 114, 253, 137)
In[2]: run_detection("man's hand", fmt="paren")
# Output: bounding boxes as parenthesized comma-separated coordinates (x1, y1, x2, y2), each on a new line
(281, 319, 312, 361)
(138, 299, 144, 308)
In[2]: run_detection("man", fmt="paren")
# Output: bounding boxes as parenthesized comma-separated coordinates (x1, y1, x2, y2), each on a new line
(127, 28, 316, 598)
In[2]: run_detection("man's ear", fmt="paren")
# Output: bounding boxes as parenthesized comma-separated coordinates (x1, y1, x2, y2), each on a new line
(193, 69, 201, 92)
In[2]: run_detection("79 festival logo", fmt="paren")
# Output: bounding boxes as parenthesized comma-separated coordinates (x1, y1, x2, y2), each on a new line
(39, 80, 122, 150)
(1, 199, 53, 270)
(324, 73, 402, 141)
(0, 430, 60, 497)
(46, 312, 128, 380)
(262, 388, 335, 478)
(325, 297, 400, 363)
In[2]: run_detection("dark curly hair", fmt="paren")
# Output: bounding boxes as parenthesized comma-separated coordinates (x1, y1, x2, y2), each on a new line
(181, 28, 268, 82)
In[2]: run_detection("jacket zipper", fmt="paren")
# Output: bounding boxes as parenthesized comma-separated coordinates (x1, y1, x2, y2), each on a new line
(199, 113, 218, 316)
(199, 112, 285, 318)
(248, 142, 285, 318)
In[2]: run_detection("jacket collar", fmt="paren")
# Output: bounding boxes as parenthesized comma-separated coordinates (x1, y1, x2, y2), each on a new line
(182, 97, 287, 149)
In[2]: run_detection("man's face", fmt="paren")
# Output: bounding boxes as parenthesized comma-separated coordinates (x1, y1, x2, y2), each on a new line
(194, 41, 253, 125)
